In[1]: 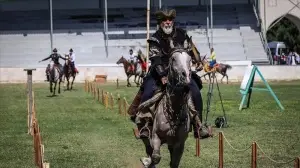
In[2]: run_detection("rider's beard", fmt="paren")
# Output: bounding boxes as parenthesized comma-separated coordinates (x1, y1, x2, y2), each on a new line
(161, 24, 173, 35)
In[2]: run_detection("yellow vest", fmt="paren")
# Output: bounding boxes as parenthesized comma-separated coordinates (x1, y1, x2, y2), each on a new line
(210, 51, 216, 60)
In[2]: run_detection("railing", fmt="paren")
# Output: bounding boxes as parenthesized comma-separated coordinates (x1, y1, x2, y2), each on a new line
(252, 2, 273, 64)
(259, 31, 274, 64)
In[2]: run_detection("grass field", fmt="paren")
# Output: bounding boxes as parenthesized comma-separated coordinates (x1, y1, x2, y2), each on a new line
(0, 81, 300, 168)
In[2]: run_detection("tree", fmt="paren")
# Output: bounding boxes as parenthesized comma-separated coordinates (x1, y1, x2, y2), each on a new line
(267, 17, 300, 53)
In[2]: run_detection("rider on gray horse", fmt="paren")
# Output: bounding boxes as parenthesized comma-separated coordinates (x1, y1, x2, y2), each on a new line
(39, 48, 66, 81)
(128, 7, 205, 139)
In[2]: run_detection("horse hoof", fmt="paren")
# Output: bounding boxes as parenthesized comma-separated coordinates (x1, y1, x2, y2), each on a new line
(140, 157, 152, 168)
(151, 153, 161, 164)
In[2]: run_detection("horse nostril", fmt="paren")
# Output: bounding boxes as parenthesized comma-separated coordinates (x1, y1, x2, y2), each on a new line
(182, 72, 186, 77)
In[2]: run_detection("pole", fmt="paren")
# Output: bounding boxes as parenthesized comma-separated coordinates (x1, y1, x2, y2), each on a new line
(24, 68, 36, 134)
(49, 0, 53, 52)
(156, 0, 162, 30)
(210, 0, 213, 48)
(206, 0, 210, 48)
(159, 0, 161, 9)
(104, 0, 109, 58)
(146, 0, 150, 72)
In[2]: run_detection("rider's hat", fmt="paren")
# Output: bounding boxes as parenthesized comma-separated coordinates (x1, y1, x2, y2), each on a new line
(69, 48, 73, 52)
(53, 48, 57, 52)
(155, 7, 176, 24)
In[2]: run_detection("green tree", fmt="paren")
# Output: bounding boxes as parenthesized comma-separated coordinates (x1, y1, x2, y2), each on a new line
(267, 17, 300, 53)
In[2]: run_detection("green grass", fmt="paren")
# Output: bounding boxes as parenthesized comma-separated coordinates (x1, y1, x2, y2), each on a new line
(0, 81, 300, 168)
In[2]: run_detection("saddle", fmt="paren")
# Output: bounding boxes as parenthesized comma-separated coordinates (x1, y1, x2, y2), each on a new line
(141, 62, 147, 71)
(206, 63, 219, 72)
(127, 64, 135, 73)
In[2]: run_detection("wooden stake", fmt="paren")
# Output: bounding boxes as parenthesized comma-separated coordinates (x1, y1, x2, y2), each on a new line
(110, 93, 114, 109)
(251, 142, 257, 168)
(117, 94, 121, 114)
(219, 132, 224, 168)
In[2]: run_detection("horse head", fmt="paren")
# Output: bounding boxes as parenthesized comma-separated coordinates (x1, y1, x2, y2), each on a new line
(167, 38, 193, 93)
(137, 49, 146, 62)
(64, 54, 70, 66)
(116, 56, 127, 65)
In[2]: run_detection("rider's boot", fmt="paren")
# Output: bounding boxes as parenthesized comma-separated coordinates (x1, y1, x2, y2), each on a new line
(128, 89, 153, 139)
(128, 90, 143, 122)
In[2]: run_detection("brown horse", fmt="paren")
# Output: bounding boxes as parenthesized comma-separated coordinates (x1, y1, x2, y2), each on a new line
(63, 54, 77, 90)
(198, 56, 232, 84)
(116, 56, 144, 87)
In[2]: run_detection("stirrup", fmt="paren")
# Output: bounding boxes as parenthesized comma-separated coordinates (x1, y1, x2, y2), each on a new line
(133, 122, 150, 139)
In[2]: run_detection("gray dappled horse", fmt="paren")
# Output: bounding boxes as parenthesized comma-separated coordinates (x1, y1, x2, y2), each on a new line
(49, 61, 62, 96)
(140, 39, 194, 168)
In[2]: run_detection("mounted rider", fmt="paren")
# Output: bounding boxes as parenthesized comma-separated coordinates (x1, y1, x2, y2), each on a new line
(209, 48, 217, 69)
(127, 49, 138, 73)
(39, 48, 66, 80)
(69, 48, 79, 74)
(128, 7, 206, 139)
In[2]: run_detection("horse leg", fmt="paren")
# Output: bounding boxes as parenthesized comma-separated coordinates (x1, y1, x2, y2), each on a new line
(58, 79, 61, 94)
(136, 75, 140, 87)
(151, 118, 162, 166)
(53, 82, 57, 96)
(220, 74, 225, 84)
(226, 74, 229, 84)
(67, 77, 70, 90)
(134, 75, 138, 85)
(169, 143, 185, 168)
(141, 138, 156, 168)
(151, 132, 161, 165)
(50, 81, 53, 93)
(127, 75, 132, 87)
(71, 76, 75, 90)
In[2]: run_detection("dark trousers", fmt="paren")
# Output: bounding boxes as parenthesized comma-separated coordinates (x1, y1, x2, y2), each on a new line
(141, 75, 203, 122)
(70, 62, 75, 72)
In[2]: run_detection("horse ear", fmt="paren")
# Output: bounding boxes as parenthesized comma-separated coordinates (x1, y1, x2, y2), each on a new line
(188, 36, 193, 49)
(170, 39, 175, 48)
(183, 39, 188, 49)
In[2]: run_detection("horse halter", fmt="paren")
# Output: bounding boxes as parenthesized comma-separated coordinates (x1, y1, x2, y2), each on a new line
(166, 47, 192, 90)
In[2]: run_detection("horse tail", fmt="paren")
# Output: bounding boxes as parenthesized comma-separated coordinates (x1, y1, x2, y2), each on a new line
(225, 64, 232, 70)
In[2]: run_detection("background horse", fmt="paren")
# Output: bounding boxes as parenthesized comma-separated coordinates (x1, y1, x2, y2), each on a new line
(136, 49, 148, 85)
(63, 54, 77, 90)
(198, 55, 232, 84)
(140, 39, 194, 168)
(116, 56, 144, 87)
(49, 61, 62, 96)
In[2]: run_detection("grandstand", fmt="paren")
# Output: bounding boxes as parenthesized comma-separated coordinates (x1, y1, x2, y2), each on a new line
(0, 0, 270, 68)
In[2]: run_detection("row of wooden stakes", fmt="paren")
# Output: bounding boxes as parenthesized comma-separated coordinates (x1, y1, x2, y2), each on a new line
(84, 81, 130, 116)
(27, 91, 50, 168)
